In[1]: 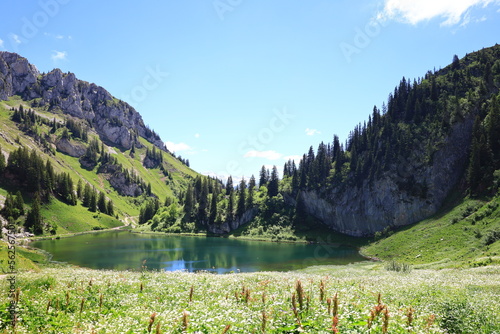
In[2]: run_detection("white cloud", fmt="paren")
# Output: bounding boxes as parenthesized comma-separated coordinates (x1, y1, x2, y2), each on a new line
(12, 34, 21, 44)
(305, 128, 321, 136)
(194, 133, 200, 139)
(244, 150, 283, 160)
(51, 50, 67, 62)
(0, 39, 4, 49)
(165, 141, 192, 153)
(380, 0, 500, 26)
(44, 33, 71, 40)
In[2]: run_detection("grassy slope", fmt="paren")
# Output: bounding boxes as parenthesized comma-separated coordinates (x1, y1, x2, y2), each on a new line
(0, 242, 45, 273)
(362, 195, 500, 268)
(0, 264, 498, 333)
(0, 97, 196, 234)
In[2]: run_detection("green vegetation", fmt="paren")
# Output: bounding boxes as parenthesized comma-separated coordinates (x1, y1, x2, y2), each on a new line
(136, 46, 500, 253)
(362, 195, 500, 268)
(1, 47, 500, 333)
(0, 97, 195, 236)
(0, 264, 498, 333)
(0, 242, 41, 273)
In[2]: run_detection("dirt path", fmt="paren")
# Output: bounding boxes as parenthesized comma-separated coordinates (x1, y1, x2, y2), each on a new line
(121, 215, 138, 228)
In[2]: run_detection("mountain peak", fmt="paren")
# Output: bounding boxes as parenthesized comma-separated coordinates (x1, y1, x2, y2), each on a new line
(0, 51, 165, 151)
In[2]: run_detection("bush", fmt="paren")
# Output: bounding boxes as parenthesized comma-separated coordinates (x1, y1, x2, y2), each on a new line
(385, 260, 412, 273)
(482, 229, 500, 246)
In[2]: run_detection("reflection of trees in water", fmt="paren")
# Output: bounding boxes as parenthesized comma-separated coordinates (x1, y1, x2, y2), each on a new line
(32, 231, 364, 272)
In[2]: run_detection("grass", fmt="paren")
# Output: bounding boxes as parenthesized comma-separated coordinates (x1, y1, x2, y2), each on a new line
(0, 263, 498, 333)
(41, 200, 122, 234)
(0, 97, 197, 235)
(2, 96, 500, 332)
(0, 243, 40, 273)
(362, 195, 500, 268)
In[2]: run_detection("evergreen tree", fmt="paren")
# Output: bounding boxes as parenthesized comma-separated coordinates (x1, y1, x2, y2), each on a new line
(259, 166, 269, 187)
(209, 189, 218, 224)
(89, 189, 97, 212)
(197, 178, 209, 221)
(15, 191, 25, 216)
(106, 199, 114, 216)
(45, 160, 55, 193)
(183, 183, 194, 219)
(76, 179, 83, 199)
(25, 193, 43, 234)
(82, 183, 92, 207)
(139, 199, 159, 224)
(268, 166, 279, 197)
(452, 54, 460, 70)
(236, 178, 247, 217)
(246, 175, 256, 208)
(1, 192, 23, 222)
(226, 191, 234, 222)
(226, 176, 233, 195)
(98, 191, 107, 213)
(0, 145, 5, 174)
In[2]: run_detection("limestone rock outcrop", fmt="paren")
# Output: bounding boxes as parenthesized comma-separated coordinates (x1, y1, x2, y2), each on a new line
(0, 52, 165, 151)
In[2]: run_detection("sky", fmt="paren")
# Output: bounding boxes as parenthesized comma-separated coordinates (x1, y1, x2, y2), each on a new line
(1, 0, 500, 182)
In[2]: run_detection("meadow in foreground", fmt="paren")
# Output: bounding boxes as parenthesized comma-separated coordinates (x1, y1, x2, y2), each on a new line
(1, 263, 499, 333)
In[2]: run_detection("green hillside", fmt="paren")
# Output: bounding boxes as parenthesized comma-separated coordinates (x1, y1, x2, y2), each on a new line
(0, 95, 198, 235)
(362, 195, 500, 268)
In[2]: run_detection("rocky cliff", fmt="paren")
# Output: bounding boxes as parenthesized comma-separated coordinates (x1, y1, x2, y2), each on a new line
(0, 52, 165, 150)
(206, 208, 259, 234)
(298, 114, 474, 236)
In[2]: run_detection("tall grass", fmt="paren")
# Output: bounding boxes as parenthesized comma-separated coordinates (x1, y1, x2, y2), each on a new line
(1, 264, 498, 333)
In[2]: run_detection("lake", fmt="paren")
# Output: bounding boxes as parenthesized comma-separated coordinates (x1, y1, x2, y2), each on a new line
(30, 231, 366, 273)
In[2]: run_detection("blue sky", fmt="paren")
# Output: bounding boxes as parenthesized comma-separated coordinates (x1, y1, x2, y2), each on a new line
(1, 0, 500, 182)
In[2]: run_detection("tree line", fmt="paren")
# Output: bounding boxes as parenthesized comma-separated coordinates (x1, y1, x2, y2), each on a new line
(0, 145, 114, 234)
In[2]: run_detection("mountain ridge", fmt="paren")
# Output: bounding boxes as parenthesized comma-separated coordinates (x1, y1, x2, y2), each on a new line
(1, 46, 499, 242)
(0, 52, 165, 151)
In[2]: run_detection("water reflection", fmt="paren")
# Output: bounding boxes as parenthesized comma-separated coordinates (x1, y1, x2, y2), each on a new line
(31, 231, 365, 273)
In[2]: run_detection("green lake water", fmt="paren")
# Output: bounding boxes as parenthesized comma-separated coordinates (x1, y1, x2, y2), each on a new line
(30, 231, 366, 273)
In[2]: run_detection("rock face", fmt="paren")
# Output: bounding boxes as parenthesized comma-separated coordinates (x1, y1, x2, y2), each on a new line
(298, 115, 474, 237)
(55, 138, 86, 157)
(98, 163, 144, 197)
(207, 208, 259, 234)
(0, 52, 165, 150)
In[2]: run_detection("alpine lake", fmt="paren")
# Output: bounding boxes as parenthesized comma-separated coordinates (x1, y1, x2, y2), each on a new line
(30, 231, 366, 273)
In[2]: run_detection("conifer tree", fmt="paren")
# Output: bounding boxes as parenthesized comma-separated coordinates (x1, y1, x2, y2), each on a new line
(0, 146, 5, 174)
(259, 166, 268, 187)
(15, 191, 25, 216)
(236, 178, 247, 217)
(226, 176, 233, 195)
(246, 175, 256, 208)
(226, 192, 234, 222)
(106, 199, 114, 216)
(83, 183, 92, 207)
(89, 189, 97, 212)
(183, 183, 194, 219)
(197, 178, 209, 221)
(25, 193, 43, 234)
(268, 166, 279, 197)
(209, 189, 218, 224)
(76, 179, 83, 199)
(98, 191, 107, 213)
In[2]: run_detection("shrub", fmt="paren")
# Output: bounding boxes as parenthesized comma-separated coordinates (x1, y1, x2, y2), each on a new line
(482, 229, 500, 246)
(384, 260, 412, 273)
